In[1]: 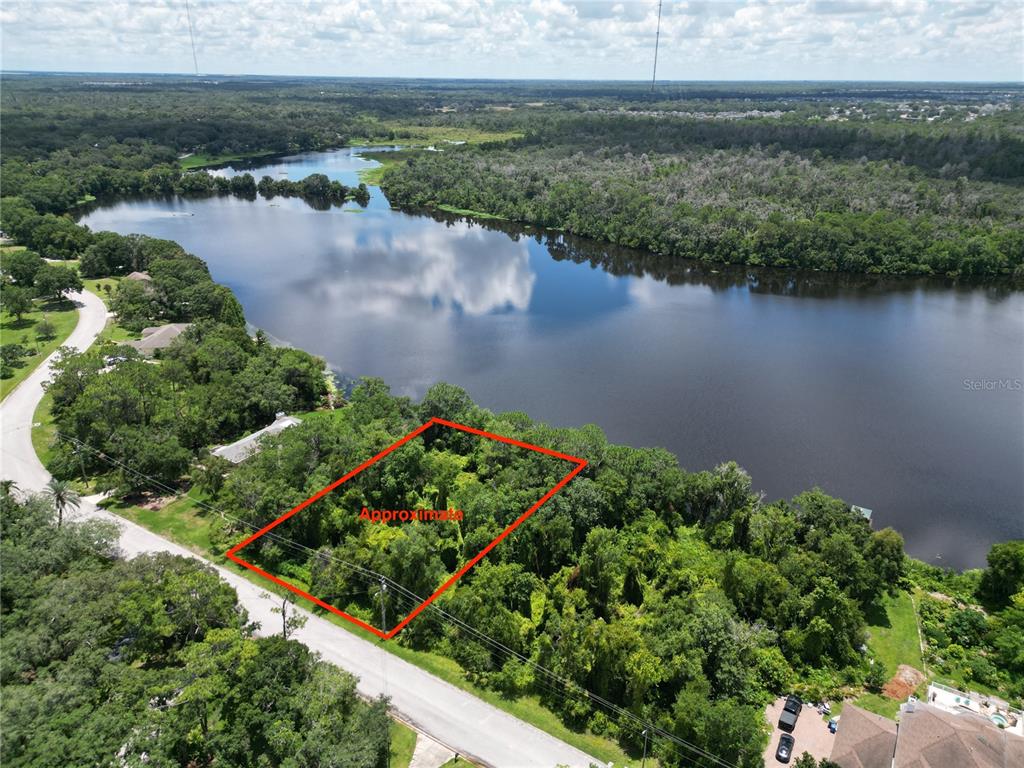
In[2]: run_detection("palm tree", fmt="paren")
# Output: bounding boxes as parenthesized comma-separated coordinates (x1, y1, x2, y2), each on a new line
(0, 480, 19, 498)
(46, 478, 80, 528)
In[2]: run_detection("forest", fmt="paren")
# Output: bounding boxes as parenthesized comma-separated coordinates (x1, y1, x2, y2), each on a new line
(0, 488, 394, 768)
(380, 114, 1024, 278)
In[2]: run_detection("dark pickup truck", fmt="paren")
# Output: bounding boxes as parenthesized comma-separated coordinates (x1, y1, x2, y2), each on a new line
(778, 696, 802, 732)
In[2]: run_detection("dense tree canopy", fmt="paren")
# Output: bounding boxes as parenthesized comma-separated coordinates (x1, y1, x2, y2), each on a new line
(45, 322, 328, 492)
(190, 378, 919, 764)
(0, 488, 392, 768)
(382, 139, 1024, 278)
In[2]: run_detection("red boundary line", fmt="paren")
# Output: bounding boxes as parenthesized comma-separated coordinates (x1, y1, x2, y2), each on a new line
(225, 417, 587, 640)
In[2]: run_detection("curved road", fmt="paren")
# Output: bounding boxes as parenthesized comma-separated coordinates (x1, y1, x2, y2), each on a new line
(0, 289, 599, 768)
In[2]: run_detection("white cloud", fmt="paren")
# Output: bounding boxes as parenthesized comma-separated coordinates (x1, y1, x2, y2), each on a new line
(0, 0, 1019, 80)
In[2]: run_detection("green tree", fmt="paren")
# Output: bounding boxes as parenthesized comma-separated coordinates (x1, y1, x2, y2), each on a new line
(1, 285, 34, 321)
(978, 540, 1024, 610)
(667, 681, 768, 768)
(0, 249, 45, 286)
(45, 477, 81, 528)
(192, 454, 232, 498)
(865, 527, 906, 597)
(865, 660, 888, 692)
(28, 214, 92, 259)
(33, 264, 83, 301)
(80, 231, 133, 277)
(34, 317, 56, 341)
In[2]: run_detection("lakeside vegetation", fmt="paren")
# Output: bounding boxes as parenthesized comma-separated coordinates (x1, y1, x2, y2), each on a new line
(381, 117, 1024, 279)
(180, 150, 279, 170)
(2, 74, 1022, 767)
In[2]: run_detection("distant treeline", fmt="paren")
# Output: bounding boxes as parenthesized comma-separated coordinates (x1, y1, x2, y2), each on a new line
(3, 75, 1022, 280)
(382, 138, 1024, 279)
(514, 113, 1024, 181)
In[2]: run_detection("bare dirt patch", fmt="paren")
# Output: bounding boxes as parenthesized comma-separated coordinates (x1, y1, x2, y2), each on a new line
(126, 492, 178, 512)
(882, 664, 926, 700)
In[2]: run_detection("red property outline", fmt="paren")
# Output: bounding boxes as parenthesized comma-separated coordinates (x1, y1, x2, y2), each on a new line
(226, 417, 587, 640)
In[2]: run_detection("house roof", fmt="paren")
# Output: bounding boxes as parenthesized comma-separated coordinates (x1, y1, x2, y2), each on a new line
(211, 414, 303, 464)
(124, 323, 190, 354)
(895, 703, 1024, 768)
(125, 271, 152, 281)
(832, 704, 898, 768)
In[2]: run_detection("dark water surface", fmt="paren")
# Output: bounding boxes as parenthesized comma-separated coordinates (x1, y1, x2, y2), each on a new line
(79, 148, 1024, 568)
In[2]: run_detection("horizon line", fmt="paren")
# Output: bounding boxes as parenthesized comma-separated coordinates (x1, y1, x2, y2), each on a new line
(2, 69, 1022, 86)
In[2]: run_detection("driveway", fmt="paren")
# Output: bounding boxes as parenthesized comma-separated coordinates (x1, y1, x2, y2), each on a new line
(763, 697, 836, 766)
(0, 289, 600, 768)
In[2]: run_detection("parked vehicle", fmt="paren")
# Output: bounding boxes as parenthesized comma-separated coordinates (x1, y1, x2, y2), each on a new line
(779, 695, 802, 732)
(776, 734, 795, 763)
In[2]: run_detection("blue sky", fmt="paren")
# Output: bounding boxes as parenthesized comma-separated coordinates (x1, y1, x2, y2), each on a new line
(1, 1, 1020, 82)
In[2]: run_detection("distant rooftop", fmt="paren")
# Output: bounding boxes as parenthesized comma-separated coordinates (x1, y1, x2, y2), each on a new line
(125, 271, 151, 281)
(125, 323, 190, 356)
(211, 413, 302, 464)
(852, 505, 873, 522)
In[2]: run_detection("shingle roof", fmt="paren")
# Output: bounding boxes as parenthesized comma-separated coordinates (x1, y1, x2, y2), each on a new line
(895, 703, 1024, 768)
(211, 414, 303, 464)
(832, 704, 898, 768)
(125, 271, 152, 281)
(124, 323, 190, 355)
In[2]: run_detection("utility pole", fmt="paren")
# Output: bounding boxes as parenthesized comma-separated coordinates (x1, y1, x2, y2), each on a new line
(641, 728, 649, 768)
(378, 577, 388, 634)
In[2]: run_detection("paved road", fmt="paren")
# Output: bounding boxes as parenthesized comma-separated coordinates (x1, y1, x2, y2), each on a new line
(0, 290, 600, 768)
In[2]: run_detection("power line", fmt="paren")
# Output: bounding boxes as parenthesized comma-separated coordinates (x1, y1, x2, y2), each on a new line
(651, 0, 663, 92)
(184, 0, 199, 76)
(51, 431, 740, 768)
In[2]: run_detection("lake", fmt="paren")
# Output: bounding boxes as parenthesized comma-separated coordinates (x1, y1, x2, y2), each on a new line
(79, 148, 1024, 569)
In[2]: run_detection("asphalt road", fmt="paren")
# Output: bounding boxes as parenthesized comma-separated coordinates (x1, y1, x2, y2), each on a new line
(0, 289, 600, 768)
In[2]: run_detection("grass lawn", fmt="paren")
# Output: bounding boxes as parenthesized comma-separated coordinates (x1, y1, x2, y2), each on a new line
(390, 721, 419, 768)
(180, 151, 279, 170)
(355, 126, 521, 185)
(864, 590, 924, 673)
(441, 759, 476, 768)
(100, 487, 216, 554)
(357, 148, 424, 185)
(43, 258, 80, 270)
(351, 124, 522, 149)
(82, 276, 121, 308)
(436, 204, 506, 221)
(1, 297, 79, 400)
(90, 486, 637, 766)
(854, 693, 903, 720)
(31, 391, 58, 466)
